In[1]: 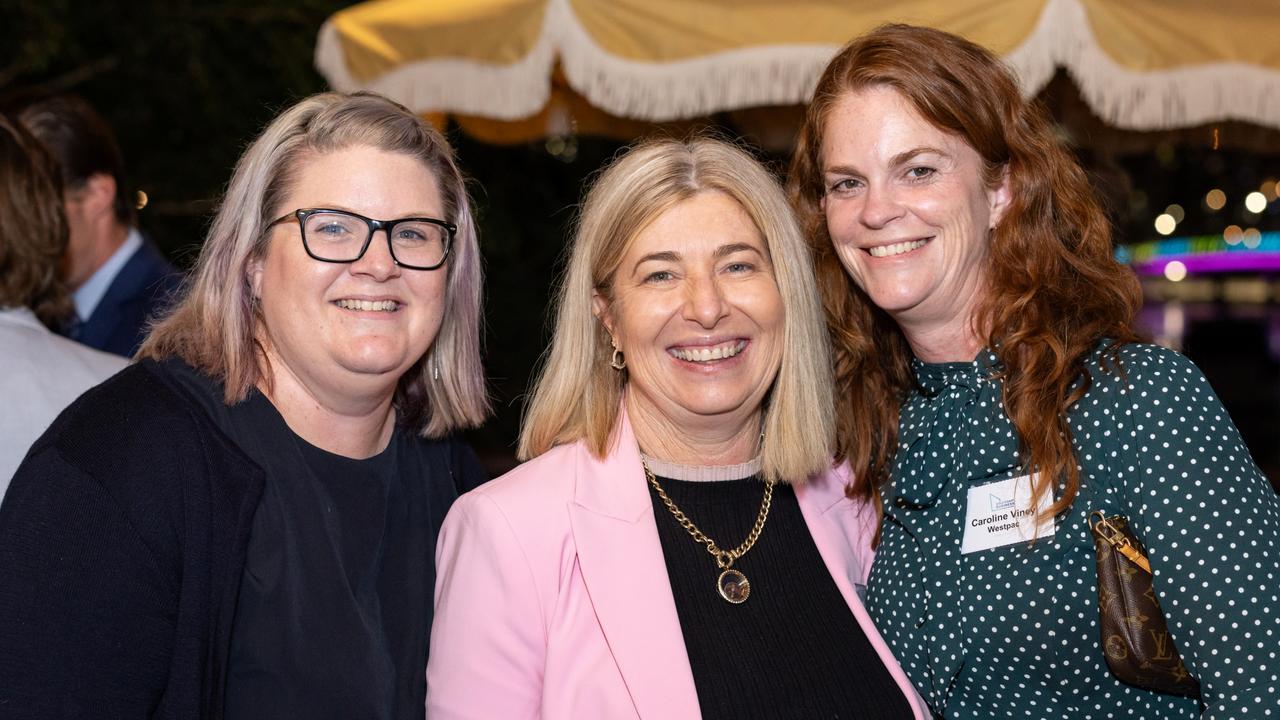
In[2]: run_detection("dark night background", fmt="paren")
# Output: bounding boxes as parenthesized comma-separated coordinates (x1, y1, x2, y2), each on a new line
(4, 1, 1277, 485)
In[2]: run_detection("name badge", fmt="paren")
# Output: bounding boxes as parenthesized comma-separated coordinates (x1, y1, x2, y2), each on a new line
(960, 474, 1055, 554)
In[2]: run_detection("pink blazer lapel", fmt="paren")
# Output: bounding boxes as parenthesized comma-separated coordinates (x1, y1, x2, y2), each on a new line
(795, 466, 932, 720)
(568, 412, 702, 719)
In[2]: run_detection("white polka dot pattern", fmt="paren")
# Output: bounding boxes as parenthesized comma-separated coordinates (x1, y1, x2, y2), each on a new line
(865, 343, 1280, 719)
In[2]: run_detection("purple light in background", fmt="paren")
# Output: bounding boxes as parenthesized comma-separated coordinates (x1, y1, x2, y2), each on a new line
(1122, 232, 1280, 275)
(1132, 252, 1280, 275)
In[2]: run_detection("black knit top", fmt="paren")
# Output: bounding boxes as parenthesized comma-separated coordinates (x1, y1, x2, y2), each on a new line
(646, 470, 913, 720)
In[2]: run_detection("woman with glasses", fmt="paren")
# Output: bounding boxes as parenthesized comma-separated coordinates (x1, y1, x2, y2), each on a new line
(0, 92, 489, 720)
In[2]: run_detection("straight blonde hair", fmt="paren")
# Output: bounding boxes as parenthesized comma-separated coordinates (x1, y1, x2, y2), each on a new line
(519, 137, 834, 482)
(140, 92, 489, 437)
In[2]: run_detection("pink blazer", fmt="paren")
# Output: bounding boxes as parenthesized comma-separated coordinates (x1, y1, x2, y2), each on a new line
(427, 412, 929, 719)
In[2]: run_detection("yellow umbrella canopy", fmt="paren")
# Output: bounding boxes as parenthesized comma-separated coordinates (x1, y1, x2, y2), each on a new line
(316, 0, 1280, 138)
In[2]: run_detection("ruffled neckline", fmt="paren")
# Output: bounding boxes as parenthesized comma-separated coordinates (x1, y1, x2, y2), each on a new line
(910, 348, 1002, 396)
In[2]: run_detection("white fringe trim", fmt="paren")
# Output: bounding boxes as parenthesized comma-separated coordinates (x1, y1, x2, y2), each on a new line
(550, 0, 834, 121)
(314, 15, 558, 120)
(315, 0, 1280, 130)
(1006, 0, 1280, 129)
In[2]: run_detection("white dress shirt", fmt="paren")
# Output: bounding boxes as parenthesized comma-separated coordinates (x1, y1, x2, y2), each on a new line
(0, 307, 127, 498)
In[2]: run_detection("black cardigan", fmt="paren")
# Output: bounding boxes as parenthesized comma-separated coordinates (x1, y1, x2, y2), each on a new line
(0, 359, 484, 719)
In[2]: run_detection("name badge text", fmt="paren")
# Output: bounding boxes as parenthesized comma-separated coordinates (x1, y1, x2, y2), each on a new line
(960, 474, 1055, 554)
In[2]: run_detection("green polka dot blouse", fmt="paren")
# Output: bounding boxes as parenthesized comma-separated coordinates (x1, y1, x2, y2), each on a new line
(866, 343, 1280, 718)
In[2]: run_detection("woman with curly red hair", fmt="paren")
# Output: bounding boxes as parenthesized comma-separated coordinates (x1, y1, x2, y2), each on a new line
(789, 24, 1280, 719)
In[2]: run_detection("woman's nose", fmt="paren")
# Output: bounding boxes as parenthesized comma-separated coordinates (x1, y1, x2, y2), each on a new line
(683, 275, 731, 328)
(350, 230, 401, 280)
(858, 183, 905, 229)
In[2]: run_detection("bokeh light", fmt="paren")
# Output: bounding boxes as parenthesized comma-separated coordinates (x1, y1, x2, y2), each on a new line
(1205, 189, 1227, 211)
(1163, 261, 1187, 282)
(1243, 228, 1263, 249)
(1154, 214, 1177, 235)
(1224, 224, 1244, 245)
(1263, 179, 1278, 202)
(1244, 191, 1268, 214)
(1164, 204, 1185, 223)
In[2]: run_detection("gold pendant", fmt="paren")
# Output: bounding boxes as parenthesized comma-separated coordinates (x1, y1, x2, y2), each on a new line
(717, 568, 750, 604)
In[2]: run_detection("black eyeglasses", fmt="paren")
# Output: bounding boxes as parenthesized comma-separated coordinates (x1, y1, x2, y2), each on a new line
(268, 208, 455, 271)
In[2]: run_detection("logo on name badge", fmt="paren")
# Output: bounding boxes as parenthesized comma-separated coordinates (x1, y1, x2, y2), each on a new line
(960, 474, 1056, 554)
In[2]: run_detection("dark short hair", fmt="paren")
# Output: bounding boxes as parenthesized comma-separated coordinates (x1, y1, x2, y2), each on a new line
(18, 96, 135, 226)
(0, 113, 71, 325)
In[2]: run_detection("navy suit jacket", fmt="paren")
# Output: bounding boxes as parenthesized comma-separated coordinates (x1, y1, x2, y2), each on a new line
(74, 239, 182, 357)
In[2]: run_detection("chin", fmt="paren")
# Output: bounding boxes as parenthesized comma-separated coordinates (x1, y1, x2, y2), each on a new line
(337, 344, 417, 380)
(680, 393, 760, 420)
(862, 284, 928, 315)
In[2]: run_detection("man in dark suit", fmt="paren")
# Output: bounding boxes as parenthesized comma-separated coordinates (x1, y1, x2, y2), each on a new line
(19, 96, 181, 357)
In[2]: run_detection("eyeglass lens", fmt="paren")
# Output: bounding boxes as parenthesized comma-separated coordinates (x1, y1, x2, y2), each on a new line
(302, 210, 448, 268)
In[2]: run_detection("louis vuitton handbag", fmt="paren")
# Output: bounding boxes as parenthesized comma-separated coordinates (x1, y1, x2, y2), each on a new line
(1089, 511, 1200, 698)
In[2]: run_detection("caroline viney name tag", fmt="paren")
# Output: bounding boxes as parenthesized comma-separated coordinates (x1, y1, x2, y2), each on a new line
(960, 474, 1055, 554)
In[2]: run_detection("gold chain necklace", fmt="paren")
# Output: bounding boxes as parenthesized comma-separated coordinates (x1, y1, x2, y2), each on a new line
(643, 464, 775, 604)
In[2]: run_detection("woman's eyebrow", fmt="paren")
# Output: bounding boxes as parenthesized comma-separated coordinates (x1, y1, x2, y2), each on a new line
(889, 146, 949, 168)
(634, 250, 680, 266)
(822, 163, 861, 177)
(714, 243, 762, 259)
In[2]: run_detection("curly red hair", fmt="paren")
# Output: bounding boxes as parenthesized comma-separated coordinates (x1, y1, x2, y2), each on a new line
(788, 24, 1142, 522)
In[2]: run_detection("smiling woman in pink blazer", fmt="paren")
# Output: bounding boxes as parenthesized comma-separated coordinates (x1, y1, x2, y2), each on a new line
(427, 138, 928, 720)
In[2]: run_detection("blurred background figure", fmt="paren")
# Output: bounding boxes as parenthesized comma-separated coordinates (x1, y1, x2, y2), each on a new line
(18, 96, 180, 357)
(0, 114, 125, 495)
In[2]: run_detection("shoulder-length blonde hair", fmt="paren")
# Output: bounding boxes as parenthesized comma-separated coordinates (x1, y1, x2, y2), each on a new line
(139, 91, 489, 437)
(788, 24, 1141, 514)
(520, 137, 834, 483)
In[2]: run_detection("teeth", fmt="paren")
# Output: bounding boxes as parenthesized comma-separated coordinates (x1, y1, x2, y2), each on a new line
(869, 239, 928, 258)
(670, 340, 746, 363)
(336, 299, 398, 312)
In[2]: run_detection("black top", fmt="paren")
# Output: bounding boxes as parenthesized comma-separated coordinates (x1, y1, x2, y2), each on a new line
(0, 359, 486, 720)
(171, 367, 437, 719)
(647, 475, 913, 720)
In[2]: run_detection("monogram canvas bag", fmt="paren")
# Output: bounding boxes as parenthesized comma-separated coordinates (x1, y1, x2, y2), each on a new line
(1089, 511, 1200, 698)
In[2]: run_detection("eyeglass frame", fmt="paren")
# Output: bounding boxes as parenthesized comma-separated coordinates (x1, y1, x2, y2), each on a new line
(267, 207, 456, 271)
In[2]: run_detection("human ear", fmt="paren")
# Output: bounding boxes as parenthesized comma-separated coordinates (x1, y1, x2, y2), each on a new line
(82, 174, 117, 217)
(247, 254, 266, 301)
(591, 289, 616, 342)
(987, 166, 1013, 229)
